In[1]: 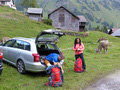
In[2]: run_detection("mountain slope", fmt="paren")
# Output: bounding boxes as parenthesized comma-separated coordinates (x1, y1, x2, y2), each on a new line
(0, 6, 53, 38)
(37, 0, 120, 29)
(15, 0, 120, 29)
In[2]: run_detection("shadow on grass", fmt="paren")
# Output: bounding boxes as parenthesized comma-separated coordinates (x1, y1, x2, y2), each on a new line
(26, 71, 48, 77)
(3, 61, 48, 77)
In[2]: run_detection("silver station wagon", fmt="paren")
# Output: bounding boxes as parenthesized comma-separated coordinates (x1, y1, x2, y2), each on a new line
(0, 29, 65, 74)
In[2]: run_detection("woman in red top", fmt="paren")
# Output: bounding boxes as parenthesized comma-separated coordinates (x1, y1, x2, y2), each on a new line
(73, 38, 86, 71)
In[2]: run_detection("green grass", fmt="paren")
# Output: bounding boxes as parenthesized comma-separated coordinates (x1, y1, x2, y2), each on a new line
(0, 6, 120, 90)
(0, 6, 53, 38)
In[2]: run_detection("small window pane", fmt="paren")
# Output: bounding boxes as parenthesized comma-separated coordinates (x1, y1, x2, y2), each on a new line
(17, 41, 24, 49)
(24, 42, 30, 51)
(37, 44, 48, 49)
(47, 44, 56, 50)
(59, 14, 64, 22)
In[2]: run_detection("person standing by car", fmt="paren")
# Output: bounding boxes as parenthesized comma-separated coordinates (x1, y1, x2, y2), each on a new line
(73, 38, 86, 71)
(44, 53, 65, 73)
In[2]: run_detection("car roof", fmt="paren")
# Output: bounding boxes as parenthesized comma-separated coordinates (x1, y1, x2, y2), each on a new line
(12, 37, 35, 43)
(12, 37, 56, 44)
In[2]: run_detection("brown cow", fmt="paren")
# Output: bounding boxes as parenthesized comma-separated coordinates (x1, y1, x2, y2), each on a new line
(96, 40, 110, 54)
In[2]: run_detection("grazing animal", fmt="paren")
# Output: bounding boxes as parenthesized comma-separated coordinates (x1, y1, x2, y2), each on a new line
(98, 38, 107, 42)
(82, 32, 89, 37)
(1, 37, 11, 43)
(96, 40, 110, 54)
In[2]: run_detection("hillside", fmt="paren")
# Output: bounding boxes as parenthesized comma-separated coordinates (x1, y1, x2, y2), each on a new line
(0, 6, 53, 39)
(1, 6, 120, 90)
(0, 6, 120, 90)
(37, 0, 120, 29)
(15, 0, 120, 29)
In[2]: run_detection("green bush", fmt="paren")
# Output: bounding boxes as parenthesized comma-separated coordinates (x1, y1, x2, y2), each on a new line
(43, 18, 52, 25)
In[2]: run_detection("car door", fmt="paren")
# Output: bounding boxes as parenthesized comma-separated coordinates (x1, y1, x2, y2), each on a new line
(7, 40, 23, 64)
(35, 29, 65, 44)
(1, 40, 15, 61)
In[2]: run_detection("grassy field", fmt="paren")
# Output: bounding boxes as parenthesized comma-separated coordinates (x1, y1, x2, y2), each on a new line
(0, 6, 53, 38)
(0, 6, 120, 90)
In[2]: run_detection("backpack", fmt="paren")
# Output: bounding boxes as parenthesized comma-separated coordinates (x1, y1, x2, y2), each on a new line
(74, 58, 84, 72)
(45, 65, 64, 87)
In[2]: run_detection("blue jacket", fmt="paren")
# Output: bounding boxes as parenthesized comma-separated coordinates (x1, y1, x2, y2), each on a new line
(45, 53, 59, 63)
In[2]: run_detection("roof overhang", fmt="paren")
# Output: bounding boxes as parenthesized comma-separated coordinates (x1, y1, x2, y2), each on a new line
(48, 6, 79, 20)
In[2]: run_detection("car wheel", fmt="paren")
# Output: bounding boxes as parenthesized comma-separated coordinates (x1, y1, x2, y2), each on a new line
(0, 69, 3, 76)
(17, 60, 26, 74)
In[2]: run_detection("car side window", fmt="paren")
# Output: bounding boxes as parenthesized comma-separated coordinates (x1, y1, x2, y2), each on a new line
(24, 42, 30, 51)
(14, 40, 24, 49)
(13, 40, 30, 51)
(3, 40, 15, 47)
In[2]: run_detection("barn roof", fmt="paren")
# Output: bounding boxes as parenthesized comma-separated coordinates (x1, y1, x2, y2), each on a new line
(111, 29, 120, 36)
(77, 15, 88, 22)
(112, 28, 118, 33)
(27, 8, 43, 14)
(48, 6, 79, 19)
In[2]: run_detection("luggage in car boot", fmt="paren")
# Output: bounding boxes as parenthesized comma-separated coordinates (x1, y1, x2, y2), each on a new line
(74, 58, 84, 72)
(45, 65, 63, 87)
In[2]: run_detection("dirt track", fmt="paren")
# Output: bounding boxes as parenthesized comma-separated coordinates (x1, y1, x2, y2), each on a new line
(84, 70, 120, 90)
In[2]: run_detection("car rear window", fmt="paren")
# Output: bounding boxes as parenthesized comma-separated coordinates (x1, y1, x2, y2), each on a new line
(37, 34, 59, 42)
(37, 44, 59, 56)
(37, 44, 57, 50)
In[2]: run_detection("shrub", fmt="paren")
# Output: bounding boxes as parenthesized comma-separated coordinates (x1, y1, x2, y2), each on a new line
(43, 18, 52, 25)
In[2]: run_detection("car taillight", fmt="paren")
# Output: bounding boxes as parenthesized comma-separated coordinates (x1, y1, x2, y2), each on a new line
(32, 54, 40, 62)
(0, 52, 3, 59)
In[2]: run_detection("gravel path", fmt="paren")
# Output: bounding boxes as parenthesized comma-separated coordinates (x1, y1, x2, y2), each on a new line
(84, 70, 120, 90)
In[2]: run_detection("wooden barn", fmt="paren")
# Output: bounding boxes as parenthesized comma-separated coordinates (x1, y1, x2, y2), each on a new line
(48, 6, 87, 32)
(111, 29, 120, 37)
(27, 8, 43, 21)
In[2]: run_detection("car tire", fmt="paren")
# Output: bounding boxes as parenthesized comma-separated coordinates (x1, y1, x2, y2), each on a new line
(0, 69, 3, 76)
(17, 60, 26, 74)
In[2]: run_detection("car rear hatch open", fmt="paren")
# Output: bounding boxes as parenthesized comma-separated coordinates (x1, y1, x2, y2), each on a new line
(35, 29, 65, 44)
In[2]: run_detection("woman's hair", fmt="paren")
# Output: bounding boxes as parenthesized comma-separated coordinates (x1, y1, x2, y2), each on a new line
(74, 38, 81, 48)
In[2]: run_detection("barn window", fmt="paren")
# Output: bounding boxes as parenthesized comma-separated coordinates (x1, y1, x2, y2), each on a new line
(80, 22, 86, 24)
(59, 14, 64, 22)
